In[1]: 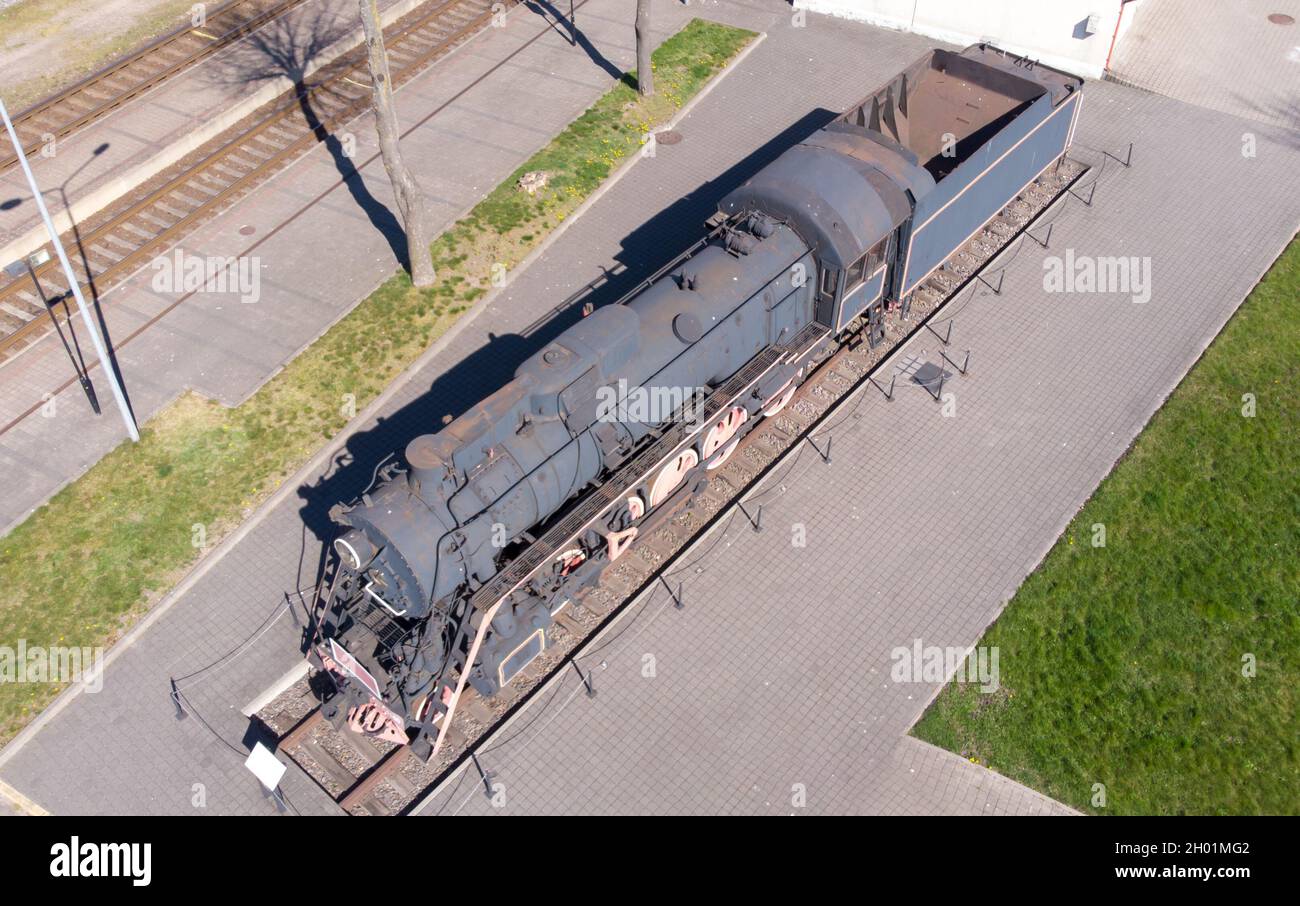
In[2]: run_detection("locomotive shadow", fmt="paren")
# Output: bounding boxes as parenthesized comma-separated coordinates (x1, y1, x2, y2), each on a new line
(291, 107, 839, 633)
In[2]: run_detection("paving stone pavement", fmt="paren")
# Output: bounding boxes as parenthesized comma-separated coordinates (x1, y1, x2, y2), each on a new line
(1108, 0, 1300, 133)
(2, 0, 1298, 815)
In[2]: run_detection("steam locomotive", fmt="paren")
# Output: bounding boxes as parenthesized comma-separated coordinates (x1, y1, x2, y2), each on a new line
(310, 44, 1083, 756)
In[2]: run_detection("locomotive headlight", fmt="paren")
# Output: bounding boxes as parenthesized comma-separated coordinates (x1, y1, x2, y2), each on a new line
(334, 530, 377, 571)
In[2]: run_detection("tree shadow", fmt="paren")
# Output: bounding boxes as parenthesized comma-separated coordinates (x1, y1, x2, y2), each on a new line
(521, 0, 626, 83)
(292, 107, 838, 568)
(1227, 91, 1300, 152)
(206, 10, 410, 269)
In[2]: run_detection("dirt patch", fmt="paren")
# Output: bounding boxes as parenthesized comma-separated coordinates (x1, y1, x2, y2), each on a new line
(0, 0, 194, 111)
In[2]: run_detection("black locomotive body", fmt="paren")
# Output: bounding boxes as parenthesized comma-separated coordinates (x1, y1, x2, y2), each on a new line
(311, 44, 1083, 755)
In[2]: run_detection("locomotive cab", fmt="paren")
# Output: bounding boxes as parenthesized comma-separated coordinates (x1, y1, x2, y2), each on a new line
(719, 124, 927, 344)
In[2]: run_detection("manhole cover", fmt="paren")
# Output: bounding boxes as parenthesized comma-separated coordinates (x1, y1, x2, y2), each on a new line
(911, 361, 949, 391)
(239, 225, 256, 236)
(655, 130, 683, 145)
(1267, 13, 1294, 24)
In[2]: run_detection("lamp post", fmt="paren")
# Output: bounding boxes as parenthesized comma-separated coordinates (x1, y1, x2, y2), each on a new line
(0, 97, 137, 441)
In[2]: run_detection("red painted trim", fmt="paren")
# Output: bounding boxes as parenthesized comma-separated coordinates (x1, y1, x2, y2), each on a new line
(1104, 0, 1137, 74)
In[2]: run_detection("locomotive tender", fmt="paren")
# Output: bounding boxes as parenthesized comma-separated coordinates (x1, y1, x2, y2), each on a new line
(311, 44, 1083, 756)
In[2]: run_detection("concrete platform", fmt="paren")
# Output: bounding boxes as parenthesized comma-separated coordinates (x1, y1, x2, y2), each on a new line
(1, 0, 1298, 815)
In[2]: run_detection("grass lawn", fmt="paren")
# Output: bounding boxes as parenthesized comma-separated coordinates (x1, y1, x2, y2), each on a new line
(912, 238, 1300, 815)
(0, 19, 756, 745)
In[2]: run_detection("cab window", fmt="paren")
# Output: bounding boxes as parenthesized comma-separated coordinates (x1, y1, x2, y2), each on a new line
(865, 237, 888, 274)
(846, 253, 868, 291)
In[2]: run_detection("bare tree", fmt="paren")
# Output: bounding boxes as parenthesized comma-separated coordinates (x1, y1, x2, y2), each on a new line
(357, 0, 434, 286)
(634, 0, 653, 96)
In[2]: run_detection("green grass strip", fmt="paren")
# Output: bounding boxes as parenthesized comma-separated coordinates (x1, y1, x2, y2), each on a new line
(912, 238, 1300, 815)
(0, 19, 756, 744)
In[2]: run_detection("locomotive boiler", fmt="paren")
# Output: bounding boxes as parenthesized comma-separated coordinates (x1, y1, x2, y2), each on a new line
(310, 44, 1083, 756)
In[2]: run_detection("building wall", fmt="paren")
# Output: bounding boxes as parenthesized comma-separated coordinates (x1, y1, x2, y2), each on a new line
(793, 0, 1140, 79)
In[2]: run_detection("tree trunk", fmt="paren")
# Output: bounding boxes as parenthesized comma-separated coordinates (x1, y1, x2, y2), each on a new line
(635, 0, 653, 96)
(357, 0, 435, 286)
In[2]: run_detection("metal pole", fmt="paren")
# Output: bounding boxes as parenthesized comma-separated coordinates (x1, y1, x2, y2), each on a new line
(0, 97, 138, 441)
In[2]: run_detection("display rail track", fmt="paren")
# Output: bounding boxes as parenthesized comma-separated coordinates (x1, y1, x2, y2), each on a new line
(272, 704, 416, 814)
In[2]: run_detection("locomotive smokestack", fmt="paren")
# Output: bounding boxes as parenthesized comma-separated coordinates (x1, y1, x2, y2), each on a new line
(406, 434, 453, 490)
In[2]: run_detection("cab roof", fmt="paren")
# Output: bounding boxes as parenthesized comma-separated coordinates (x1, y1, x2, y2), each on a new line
(718, 126, 933, 270)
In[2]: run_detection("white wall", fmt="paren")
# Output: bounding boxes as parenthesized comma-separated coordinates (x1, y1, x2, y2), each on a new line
(793, 0, 1140, 79)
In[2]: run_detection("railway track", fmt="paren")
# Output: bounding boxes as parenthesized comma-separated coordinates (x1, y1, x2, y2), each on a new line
(1, 0, 313, 174)
(0, 0, 504, 364)
(263, 692, 419, 814)
(258, 156, 1091, 815)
